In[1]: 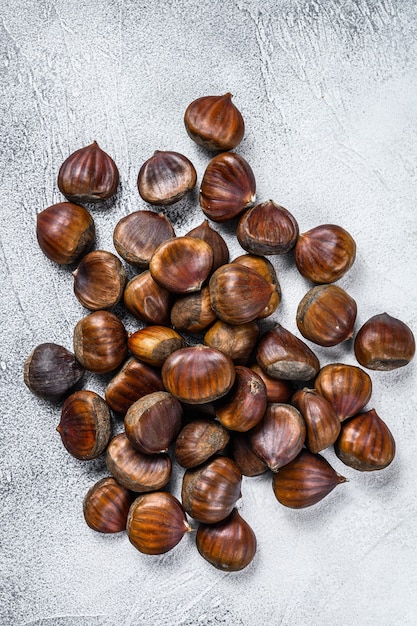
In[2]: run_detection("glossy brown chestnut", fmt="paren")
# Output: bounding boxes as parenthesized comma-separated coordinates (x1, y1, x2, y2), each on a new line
(128, 325, 186, 367)
(248, 403, 306, 472)
(149, 236, 213, 294)
(83, 477, 134, 533)
(57, 390, 111, 460)
(196, 509, 256, 572)
(23, 342, 85, 400)
(127, 491, 191, 555)
(73, 250, 127, 311)
(104, 356, 164, 415)
(123, 271, 171, 326)
(204, 320, 259, 365)
(249, 364, 293, 403)
(181, 456, 242, 523)
(214, 366, 267, 432)
(36, 202, 95, 265)
(113, 210, 175, 269)
(186, 220, 229, 271)
(237, 201, 299, 255)
(170, 286, 217, 333)
(184, 93, 245, 151)
(230, 432, 269, 477)
(296, 284, 357, 347)
(314, 363, 372, 421)
(200, 152, 256, 222)
(256, 323, 320, 381)
(162, 344, 236, 404)
(175, 418, 230, 468)
(73, 310, 127, 374)
(334, 408, 396, 471)
(291, 388, 341, 454)
(106, 432, 172, 492)
(232, 253, 281, 319)
(124, 391, 183, 454)
(58, 141, 119, 203)
(137, 150, 197, 205)
(209, 263, 273, 325)
(295, 223, 356, 284)
(272, 449, 347, 508)
(354, 312, 415, 370)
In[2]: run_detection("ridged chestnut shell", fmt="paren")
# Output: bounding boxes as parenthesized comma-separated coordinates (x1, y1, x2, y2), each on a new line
(123, 271, 171, 326)
(137, 150, 196, 205)
(214, 366, 267, 432)
(23, 342, 85, 400)
(181, 456, 242, 523)
(58, 141, 119, 203)
(162, 345, 236, 404)
(291, 388, 341, 454)
(272, 449, 347, 509)
(354, 312, 415, 371)
(237, 201, 299, 255)
(83, 477, 134, 533)
(127, 492, 191, 554)
(57, 390, 111, 460)
(196, 509, 256, 572)
(73, 311, 127, 374)
(200, 152, 256, 222)
(175, 418, 230, 468)
(295, 223, 356, 284)
(204, 320, 259, 365)
(314, 363, 372, 421)
(334, 408, 396, 471)
(113, 210, 175, 268)
(36, 202, 95, 265)
(104, 356, 164, 416)
(184, 93, 245, 151)
(73, 250, 126, 310)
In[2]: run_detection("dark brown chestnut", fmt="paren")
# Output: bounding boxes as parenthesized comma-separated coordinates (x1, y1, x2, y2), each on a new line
(184, 93, 245, 151)
(291, 388, 341, 454)
(73, 250, 126, 310)
(137, 150, 196, 205)
(230, 432, 268, 477)
(123, 271, 171, 326)
(83, 477, 134, 533)
(204, 320, 259, 365)
(214, 366, 267, 432)
(354, 312, 415, 371)
(23, 342, 85, 400)
(237, 201, 299, 255)
(104, 356, 165, 415)
(73, 310, 127, 374)
(58, 141, 119, 203)
(36, 202, 95, 265)
(175, 418, 230, 468)
(314, 363, 372, 421)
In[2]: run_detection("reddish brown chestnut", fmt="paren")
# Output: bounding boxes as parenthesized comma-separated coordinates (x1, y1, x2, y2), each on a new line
(73, 311, 127, 374)
(237, 201, 299, 255)
(175, 418, 230, 468)
(137, 150, 196, 205)
(83, 477, 134, 533)
(104, 356, 164, 416)
(123, 271, 171, 326)
(73, 250, 126, 311)
(291, 388, 341, 454)
(314, 363, 372, 421)
(214, 366, 267, 432)
(184, 93, 245, 151)
(354, 313, 415, 371)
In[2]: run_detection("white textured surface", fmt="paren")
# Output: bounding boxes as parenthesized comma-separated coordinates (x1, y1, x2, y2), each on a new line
(1, 1, 417, 624)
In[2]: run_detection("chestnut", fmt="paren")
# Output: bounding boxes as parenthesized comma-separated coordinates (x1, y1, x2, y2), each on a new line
(104, 356, 164, 415)
(214, 366, 267, 432)
(83, 477, 134, 533)
(36, 202, 95, 265)
(237, 201, 299, 255)
(127, 325, 186, 367)
(73, 310, 127, 374)
(175, 418, 230, 468)
(230, 432, 268, 477)
(58, 141, 119, 203)
(314, 363, 372, 421)
(73, 250, 126, 311)
(186, 220, 229, 271)
(204, 319, 259, 365)
(232, 253, 281, 319)
(123, 271, 171, 326)
(184, 93, 245, 151)
(249, 364, 293, 403)
(354, 312, 415, 370)
(23, 342, 85, 400)
(137, 150, 196, 205)
(291, 388, 341, 453)
(170, 286, 217, 334)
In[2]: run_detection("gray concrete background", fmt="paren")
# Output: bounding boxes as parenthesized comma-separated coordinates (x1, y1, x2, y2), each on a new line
(1, 1, 417, 624)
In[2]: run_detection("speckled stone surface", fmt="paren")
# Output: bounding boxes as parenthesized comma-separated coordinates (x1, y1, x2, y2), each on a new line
(1, 1, 417, 624)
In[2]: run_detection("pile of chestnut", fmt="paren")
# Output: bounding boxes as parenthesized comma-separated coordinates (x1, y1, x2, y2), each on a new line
(24, 94, 415, 571)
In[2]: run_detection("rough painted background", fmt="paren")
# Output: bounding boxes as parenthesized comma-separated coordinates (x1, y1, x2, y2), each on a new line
(1, 1, 417, 624)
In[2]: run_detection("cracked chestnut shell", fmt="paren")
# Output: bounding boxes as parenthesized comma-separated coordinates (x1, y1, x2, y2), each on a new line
(58, 141, 119, 203)
(314, 363, 372, 421)
(200, 152, 256, 222)
(83, 477, 134, 533)
(24, 342, 85, 400)
(73, 310, 127, 374)
(36, 202, 95, 265)
(73, 250, 126, 311)
(137, 150, 197, 205)
(184, 93, 245, 151)
(354, 312, 415, 371)
(237, 201, 299, 255)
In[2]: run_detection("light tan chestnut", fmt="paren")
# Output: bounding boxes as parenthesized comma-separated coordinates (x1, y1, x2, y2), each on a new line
(296, 284, 357, 347)
(186, 219, 229, 271)
(104, 356, 164, 416)
(128, 326, 186, 367)
(209, 263, 273, 325)
(73, 311, 127, 374)
(149, 236, 213, 294)
(123, 271, 171, 326)
(272, 449, 347, 509)
(196, 509, 256, 572)
(184, 93, 245, 151)
(127, 492, 191, 555)
(124, 391, 183, 454)
(248, 403, 306, 472)
(256, 323, 320, 381)
(106, 432, 172, 492)
(314, 363, 372, 421)
(204, 320, 259, 365)
(214, 366, 267, 432)
(170, 286, 217, 333)
(354, 312, 415, 371)
(200, 152, 256, 222)
(73, 250, 126, 311)
(83, 477, 134, 533)
(237, 201, 299, 255)
(162, 344, 236, 404)
(137, 150, 197, 205)
(175, 418, 230, 468)
(181, 456, 242, 523)
(334, 408, 396, 471)
(232, 254, 281, 319)
(113, 210, 175, 269)
(291, 388, 341, 454)
(295, 223, 356, 284)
